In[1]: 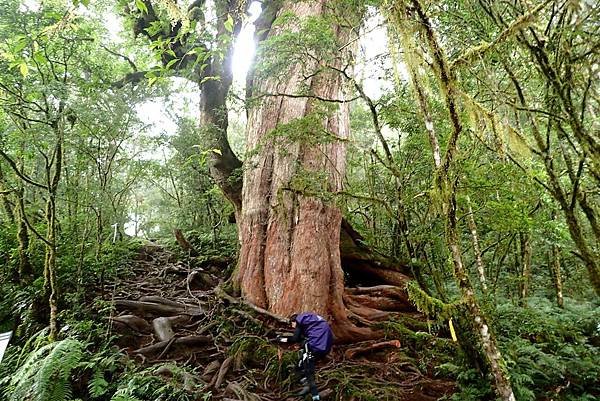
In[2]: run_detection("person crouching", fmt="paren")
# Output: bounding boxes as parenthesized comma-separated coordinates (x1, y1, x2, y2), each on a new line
(277, 312, 333, 401)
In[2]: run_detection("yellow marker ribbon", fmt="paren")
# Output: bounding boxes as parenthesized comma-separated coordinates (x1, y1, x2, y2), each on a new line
(449, 318, 458, 342)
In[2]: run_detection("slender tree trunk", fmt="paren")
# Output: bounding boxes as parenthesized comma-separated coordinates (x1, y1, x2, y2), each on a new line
(577, 192, 600, 246)
(45, 129, 63, 341)
(550, 244, 564, 308)
(237, 0, 372, 341)
(0, 165, 15, 224)
(16, 188, 32, 281)
(466, 195, 487, 292)
(44, 194, 59, 341)
(448, 194, 516, 401)
(503, 63, 600, 297)
(519, 231, 532, 303)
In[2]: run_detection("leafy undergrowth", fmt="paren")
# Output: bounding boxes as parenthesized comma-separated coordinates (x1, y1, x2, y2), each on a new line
(496, 298, 600, 401)
(2, 239, 598, 401)
(1, 239, 455, 401)
(432, 297, 600, 401)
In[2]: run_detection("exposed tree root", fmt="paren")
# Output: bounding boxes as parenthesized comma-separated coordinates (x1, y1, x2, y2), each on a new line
(344, 340, 402, 359)
(152, 315, 190, 341)
(106, 242, 455, 400)
(215, 284, 289, 324)
(213, 356, 233, 388)
(344, 296, 392, 322)
(114, 299, 203, 316)
(134, 335, 213, 356)
(174, 228, 198, 256)
(111, 314, 151, 333)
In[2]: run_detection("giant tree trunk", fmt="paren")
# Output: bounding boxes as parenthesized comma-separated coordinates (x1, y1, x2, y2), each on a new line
(237, 1, 372, 342)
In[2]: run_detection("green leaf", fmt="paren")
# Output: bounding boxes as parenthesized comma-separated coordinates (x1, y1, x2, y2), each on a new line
(200, 75, 220, 84)
(13, 38, 28, 53)
(224, 14, 234, 33)
(33, 52, 45, 65)
(18, 62, 28, 77)
(165, 58, 179, 69)
(135, 0, 148, 14)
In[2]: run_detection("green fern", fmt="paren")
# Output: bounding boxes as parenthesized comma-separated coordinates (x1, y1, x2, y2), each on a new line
(8, 338, 85, 401)
(88, 370, 110, 398)
(110, 394, 143, 401)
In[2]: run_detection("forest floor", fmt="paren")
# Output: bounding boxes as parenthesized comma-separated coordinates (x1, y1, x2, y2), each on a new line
(106, 242, 456, 401)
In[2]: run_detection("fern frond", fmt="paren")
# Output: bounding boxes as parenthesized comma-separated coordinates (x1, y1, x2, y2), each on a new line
(35, 339, 84, 401)
(10, 341, 56, 401)
(88, 369, 109, 398)
(9, 338, 85, 401)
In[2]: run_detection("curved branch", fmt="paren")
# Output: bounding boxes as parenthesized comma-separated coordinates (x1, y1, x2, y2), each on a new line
(0, 149, 47, 189)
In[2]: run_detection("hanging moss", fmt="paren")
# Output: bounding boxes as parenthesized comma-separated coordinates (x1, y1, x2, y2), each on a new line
(406, 281, 463, 322)
(449, 2, 547, 70)
(462, 93, 532, 159)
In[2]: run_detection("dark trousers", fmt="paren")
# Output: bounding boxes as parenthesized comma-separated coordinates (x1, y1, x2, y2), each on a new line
(296, 344, 326, 397)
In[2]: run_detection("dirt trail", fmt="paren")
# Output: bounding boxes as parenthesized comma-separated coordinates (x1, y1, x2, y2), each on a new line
(107, 243, 455, 400)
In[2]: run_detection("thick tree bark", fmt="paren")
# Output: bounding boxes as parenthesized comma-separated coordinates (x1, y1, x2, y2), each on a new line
(237, 1, 373, 341)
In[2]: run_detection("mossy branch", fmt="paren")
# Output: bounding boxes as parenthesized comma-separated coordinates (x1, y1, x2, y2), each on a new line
(449, 1, 551, 70)
(406, 281, 463, 322)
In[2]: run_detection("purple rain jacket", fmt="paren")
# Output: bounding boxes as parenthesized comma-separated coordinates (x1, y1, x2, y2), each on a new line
(290, 312, 333, 354)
